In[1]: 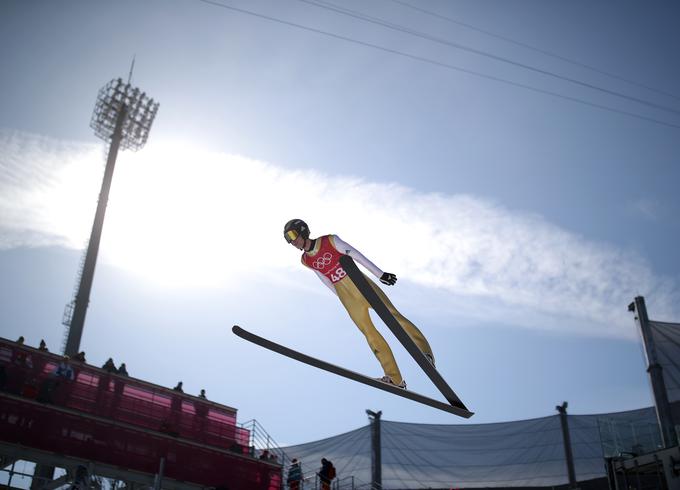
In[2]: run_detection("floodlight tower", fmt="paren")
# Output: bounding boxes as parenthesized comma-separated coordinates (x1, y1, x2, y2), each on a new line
(62, 77, 159, 357)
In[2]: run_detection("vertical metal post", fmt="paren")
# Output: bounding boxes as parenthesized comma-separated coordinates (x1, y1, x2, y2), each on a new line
(366, 410, 382, 490)
(556, 402, 578, 488)
(7, 460, 15, 488)
(64, 105, 127, 357)
(604, 458, 619, 490)
(629, 296, 678, 448)
(153, 457, 165, 490)
(30, 464, 55, 490)
(621, 463, 630, 490)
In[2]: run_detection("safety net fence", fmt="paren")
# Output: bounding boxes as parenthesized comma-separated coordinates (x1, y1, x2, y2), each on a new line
(649, 320, 680, 403)
(282, 407, 658, 488)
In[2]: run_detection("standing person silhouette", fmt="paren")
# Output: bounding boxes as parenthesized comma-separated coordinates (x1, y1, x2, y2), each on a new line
(284, 219, 435, 389)
(286, 458, 302, 490)
(317, 458, 336, 490)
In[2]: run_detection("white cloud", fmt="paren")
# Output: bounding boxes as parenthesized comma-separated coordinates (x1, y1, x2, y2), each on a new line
(1, 129, 677, 338)
(0, 130, 103, 249)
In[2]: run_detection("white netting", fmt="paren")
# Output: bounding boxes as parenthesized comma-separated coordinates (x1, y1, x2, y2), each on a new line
(649, 321, 680, 403)
(282, 407, 657, 488)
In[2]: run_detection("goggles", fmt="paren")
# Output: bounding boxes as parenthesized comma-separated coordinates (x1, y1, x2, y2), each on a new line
(285, 230, 300, 243)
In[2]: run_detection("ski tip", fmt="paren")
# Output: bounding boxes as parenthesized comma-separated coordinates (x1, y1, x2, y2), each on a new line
(232, 325, 242, 334)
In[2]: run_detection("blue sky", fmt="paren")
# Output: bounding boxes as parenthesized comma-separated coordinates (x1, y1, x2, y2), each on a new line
(1, 0, 679, 445)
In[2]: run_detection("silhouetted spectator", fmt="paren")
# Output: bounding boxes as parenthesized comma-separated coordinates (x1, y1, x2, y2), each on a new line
(113, 362, 127, 403)
(54, 356, 74, 380)
(318, 458, 336, 490)
(73, 351, 86, 363)
(198, 389, 207, 399)
(287, 458, 302, 490)
(69, 465, 89, 490)
(16, 336, 24, 345)
(117, 363, 128, 376)
(38, 339, 48, 352)
(170, 383, 183, 432)
(39, 356, 74, 404)
(102, 358, 116, 373)
(259, 449, 270, 460)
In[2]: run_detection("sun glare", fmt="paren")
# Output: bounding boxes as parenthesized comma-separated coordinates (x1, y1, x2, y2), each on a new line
(40, 147, 104, 248)
(97, 142, 291, 288)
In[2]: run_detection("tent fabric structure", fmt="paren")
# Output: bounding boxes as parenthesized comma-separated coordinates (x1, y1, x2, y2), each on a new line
(649, 320, 680, 403)
(282, 407, 657, 488)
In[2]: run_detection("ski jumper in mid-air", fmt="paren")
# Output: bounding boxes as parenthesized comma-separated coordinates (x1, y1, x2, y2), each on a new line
(284, 219, 435, 389)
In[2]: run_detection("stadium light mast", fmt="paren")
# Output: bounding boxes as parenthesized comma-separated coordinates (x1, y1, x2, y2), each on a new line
(62, 76, 159, 357)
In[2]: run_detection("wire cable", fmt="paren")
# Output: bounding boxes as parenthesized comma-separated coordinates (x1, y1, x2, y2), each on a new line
(195, 0, 680, 130)
(385, 0, 680, 103)
(297, 0, 680, 118)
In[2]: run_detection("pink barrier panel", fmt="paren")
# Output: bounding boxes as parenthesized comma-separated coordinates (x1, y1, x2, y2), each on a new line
(0, 340, 280, 489)
(0, 342, 241, 448)
(0, 395, 281, 490)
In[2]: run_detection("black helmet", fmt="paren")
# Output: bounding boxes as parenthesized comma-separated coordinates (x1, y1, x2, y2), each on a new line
(284, 219, 310, 243)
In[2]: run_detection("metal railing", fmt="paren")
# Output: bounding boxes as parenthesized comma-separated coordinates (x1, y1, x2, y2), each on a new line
(238, 418, 288, 465)
(282, 464, 370, 490)
(597, 416, 662, 458)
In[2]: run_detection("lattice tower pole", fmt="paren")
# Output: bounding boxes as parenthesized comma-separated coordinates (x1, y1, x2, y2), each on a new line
(62, 78, 159, 357)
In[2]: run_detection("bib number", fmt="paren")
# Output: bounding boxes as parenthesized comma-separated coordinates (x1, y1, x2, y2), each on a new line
(330, 267, 347, 282)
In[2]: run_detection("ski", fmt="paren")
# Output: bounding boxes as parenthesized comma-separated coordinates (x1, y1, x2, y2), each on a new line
(339, 255, 471, 412)
(232, 325, 473, 418)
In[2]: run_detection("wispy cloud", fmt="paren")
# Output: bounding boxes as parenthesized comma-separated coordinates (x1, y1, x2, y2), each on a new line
(1, 129, 677, 338)
(0, 130, 102, 249)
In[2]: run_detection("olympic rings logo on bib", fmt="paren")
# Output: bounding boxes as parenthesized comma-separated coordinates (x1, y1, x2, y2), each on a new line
(313, 252, 333, 270)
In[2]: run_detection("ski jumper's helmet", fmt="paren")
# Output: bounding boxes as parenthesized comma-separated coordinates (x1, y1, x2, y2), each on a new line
(284, 219, 310, 243)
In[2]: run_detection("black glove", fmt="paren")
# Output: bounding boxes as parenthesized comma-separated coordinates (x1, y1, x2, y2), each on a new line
(380, 272, 397, 286)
